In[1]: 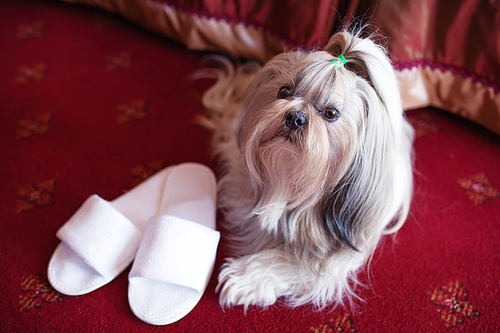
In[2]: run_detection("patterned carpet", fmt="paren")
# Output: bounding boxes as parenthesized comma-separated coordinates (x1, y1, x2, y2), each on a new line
(1, 1, 499, 332)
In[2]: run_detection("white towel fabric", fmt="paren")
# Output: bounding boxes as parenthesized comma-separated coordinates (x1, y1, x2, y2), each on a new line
(48, 164, 176, 295)
(128, 163, 219, 325)
(50, 195, 143, 294)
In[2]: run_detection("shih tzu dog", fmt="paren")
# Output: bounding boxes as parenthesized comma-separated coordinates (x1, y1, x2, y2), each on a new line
(199, 29, 414, 309)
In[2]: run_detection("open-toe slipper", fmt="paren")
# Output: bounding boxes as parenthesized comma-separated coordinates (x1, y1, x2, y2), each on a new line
(48, 164, 179, 296)
(128, 163, 219, 325)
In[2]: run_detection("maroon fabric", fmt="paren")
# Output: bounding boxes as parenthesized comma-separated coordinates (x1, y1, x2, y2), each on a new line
(151, 0, 341, 47)
(1, 1, 499, 332)
(368, 0, 500, 88)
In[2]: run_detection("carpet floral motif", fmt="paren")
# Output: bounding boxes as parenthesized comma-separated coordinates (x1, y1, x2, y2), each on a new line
(430, 280, 480, 328)
(16, 63, 47, 84)
(131, 160, 166, 186)
(17, 179, 56, 213)
(19, 273, 63, 312)
(116, 100, 147, 124)
(311, 313, 357, 333)
(457, 173, 500, 205)
(17, 21, 45, 39)
(407, 112, 440, 138)
(17, 114, 52, 140)
(105, 51, 132, 71)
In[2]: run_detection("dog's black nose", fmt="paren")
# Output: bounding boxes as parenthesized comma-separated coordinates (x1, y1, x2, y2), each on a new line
(284, 110, 308, 130)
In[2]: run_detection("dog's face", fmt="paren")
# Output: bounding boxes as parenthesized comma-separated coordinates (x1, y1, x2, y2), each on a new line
(236, 48, 400, 256)
(240, 50, 363, 186)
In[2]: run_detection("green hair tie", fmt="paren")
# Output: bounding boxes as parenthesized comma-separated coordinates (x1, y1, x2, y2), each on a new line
(331, 54, 347, 69)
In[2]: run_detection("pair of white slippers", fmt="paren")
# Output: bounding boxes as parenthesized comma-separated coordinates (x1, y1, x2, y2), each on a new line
(47, 163, 220, 325)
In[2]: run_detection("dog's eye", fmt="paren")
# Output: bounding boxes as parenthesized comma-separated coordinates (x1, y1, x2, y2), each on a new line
(322, 107, 340, 122)
(278, 86, 293, 99)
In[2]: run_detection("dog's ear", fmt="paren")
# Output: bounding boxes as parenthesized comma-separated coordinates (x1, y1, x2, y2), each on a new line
(324, 30, 404, 133)
(321, 31, 410, 251)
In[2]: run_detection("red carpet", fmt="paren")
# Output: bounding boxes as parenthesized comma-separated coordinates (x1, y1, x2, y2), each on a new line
(1, 1, 499, 332)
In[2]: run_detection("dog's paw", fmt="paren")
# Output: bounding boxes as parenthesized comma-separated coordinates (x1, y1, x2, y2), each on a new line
(217, 257, 282, 310)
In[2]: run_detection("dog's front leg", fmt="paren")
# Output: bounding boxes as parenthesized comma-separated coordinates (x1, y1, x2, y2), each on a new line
(217, 248, 303, 310)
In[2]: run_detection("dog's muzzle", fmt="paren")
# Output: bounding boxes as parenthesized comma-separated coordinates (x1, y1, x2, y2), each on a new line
(284, 110, 308, 130)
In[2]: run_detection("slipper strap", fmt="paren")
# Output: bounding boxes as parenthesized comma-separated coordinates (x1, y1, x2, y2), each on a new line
(56, 194, 143, 280)
(129, 215, 220, 293)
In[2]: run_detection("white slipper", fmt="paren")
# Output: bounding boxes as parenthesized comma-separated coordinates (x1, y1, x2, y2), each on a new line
(128, 163, 219, 325)
(48, 164, 179, 296)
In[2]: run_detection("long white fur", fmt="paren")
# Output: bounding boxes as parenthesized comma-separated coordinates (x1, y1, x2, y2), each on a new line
(200, 30, 414, 310)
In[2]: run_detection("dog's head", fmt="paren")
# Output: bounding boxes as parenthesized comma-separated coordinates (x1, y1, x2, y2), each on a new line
(237, 31, 409, 257)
